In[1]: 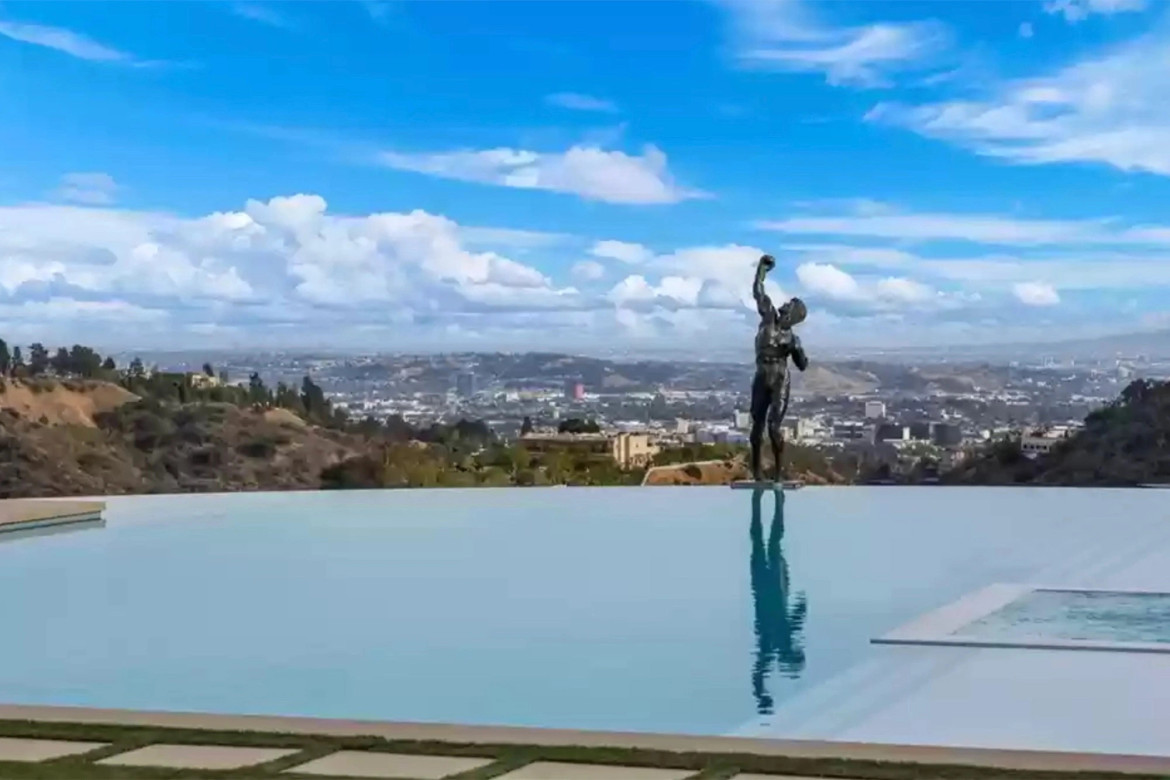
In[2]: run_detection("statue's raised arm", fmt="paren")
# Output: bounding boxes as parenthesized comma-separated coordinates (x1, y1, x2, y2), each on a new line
(754, 255, 776, 319)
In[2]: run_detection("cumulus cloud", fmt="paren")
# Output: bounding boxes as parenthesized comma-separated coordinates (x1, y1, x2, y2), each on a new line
(546, 92, 619, 113)
(1043, 0, 1146, 22)
(378, 144, 704, 205)
(867, 30, 1170, 177)
(1013, 281, 1061, 306)
(717, 0, 949, 87)
(590, 240, 654, 264)
(0, 194, 586, 345)
(55, 172, 119, 205)
(571, 260, 606, 281)
(796, 262, 863, 300)
(795, 261, 947, 309)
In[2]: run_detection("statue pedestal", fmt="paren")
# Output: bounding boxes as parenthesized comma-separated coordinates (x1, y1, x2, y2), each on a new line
(730, 480, 804, 491)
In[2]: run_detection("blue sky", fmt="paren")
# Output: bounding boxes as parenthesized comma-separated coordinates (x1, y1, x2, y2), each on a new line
(1, 0, 1169, 354)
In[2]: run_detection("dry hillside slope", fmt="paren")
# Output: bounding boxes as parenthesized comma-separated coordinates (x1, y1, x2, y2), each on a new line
(0, 379, 366, 497)
(0, 378, 138, 427)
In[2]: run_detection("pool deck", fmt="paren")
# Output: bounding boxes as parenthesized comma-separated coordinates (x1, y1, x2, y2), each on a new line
(0, 499, 105, 533)
(0, 703, 1167, 776)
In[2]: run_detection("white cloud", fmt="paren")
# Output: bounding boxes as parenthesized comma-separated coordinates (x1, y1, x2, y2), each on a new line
(1013, 281, 1061, 306)
(868, 30, 1170, 177)
(718, 0, 949, 87)
(546, 92, 619, 113)
(231, 3, 296, 29)
(796, 262, 863, 300)
(875, 276, 935, 303)
(378, 144, 702, 205)
(1018, 22, 1035, 39)
(458, 226, 571, 250)
(0, 19, 132, 63)
(759, 202, 1170, 246)
(590, 240, 654, 264)
(571, 260, 606, 281)
(55, 172, 119, 206)
(1043, 0, 1146, 22)
(0, 195, 588, 345)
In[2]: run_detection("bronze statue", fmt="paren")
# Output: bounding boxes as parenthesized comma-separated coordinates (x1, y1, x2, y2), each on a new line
(750, 255, 808, 482)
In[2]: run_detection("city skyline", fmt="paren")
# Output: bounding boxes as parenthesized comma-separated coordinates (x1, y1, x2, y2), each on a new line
(2, 0, 1170, 351)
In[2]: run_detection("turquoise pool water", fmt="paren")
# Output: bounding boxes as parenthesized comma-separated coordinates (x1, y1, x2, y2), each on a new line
(0, 487, 1165, 735)
(956, 589, 1170, 644)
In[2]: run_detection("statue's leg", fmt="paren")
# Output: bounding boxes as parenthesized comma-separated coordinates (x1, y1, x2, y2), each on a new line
(767, 371, 791, 482)
(749, 370, 769, 482)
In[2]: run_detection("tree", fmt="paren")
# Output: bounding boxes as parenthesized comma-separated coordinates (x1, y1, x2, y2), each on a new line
(128, 357, 146, 380)
(27, 343, 49, 376)
(558, 417, 600, 434)
(300, 375, 327, 421)
(11, 346, 23, 376)
(248, 372, 269, 406)
(520, 415, 534, 436)
(68, 345, 103, 377)
(0, 338, 9, 376)
(51, 347, 71, 375)
(203, 362, 215, 377)
(102, 356, 117, 372)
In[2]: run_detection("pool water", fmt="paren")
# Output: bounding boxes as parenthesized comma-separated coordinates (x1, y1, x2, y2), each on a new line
(1, 486, 1166, 735)
(956, 589, 1170, 644)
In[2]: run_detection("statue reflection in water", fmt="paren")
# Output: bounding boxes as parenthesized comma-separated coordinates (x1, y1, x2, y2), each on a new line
(750, 488, 808, 714)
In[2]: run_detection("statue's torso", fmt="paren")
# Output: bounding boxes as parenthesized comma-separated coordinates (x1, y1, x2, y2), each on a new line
(755, 316, 795, 367)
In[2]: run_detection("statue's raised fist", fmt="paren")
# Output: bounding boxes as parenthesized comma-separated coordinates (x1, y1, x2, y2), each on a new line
(760, 254, 776, 271)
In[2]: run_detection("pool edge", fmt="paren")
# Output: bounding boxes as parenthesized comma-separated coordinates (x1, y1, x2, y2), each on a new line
(0, 703, 1167, 775)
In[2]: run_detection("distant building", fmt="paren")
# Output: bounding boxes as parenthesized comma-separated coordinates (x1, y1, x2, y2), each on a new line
(733, 410, 752, 430)
(520, 431, 660, 469)
(931, 422, 963, 447)
(565, 378, 585, 400)
(1020, 426, 1077, 457)
(908, 422, 932, 441)
(676, 418, 692, 434)
(833, 421, 870, 441)
(864, 400, 887, 419)
(875, 423, 909, 442)
(795, 417, 819, 441)
(455, 371, 476, 397)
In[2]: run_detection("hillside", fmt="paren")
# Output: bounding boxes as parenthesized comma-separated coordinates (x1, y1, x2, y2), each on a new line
(0, 379, 365, 497)
(946, 378, 1170, 486)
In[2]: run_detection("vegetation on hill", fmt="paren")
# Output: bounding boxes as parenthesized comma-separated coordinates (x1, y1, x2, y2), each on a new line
(946, 378, 1170, 486)
(646, 442, 858, 485)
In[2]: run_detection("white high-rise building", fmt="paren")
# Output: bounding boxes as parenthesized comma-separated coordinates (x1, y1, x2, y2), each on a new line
(864, 400, 887, 419)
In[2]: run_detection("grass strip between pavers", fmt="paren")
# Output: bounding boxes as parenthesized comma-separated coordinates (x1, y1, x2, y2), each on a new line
(0, 719, 1162, 780)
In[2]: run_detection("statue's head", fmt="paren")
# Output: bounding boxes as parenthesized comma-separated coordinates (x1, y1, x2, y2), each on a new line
(779, 297, 807, 327)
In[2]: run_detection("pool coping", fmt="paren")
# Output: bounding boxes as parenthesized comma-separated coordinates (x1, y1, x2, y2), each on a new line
(873, 583, 1170, 654)
(0, 703, 1168, 775)
(0, 499, 105, 534)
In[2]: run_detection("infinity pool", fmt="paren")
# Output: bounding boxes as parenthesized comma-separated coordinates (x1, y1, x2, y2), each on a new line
(2, 487, 1168, 736)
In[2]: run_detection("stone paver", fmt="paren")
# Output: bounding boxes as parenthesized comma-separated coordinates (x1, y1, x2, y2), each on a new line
(495, 762, 694, 780)
(285, 750, 493, 778)
(97, 744, 299, 770)
(0, 737, 106, 762)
